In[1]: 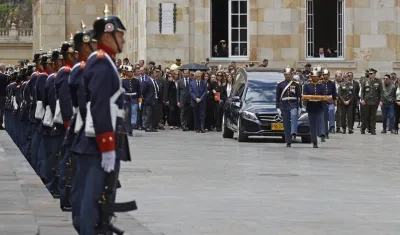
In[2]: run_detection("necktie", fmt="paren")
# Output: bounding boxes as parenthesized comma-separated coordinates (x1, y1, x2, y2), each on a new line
(197, 81, 200, 87)
(185, 78, 188, 87)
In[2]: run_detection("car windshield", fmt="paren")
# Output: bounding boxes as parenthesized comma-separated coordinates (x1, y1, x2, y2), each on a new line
(244, 81, 276, 103)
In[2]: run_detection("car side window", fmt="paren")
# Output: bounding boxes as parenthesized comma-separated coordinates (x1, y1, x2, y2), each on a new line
(237, 83, 245, 98)
(232, 74, 245, 96)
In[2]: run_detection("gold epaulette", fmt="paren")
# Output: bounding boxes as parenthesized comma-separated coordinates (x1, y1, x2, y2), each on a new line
(80, 61, 86, 68)
(96, 49, 105, 59)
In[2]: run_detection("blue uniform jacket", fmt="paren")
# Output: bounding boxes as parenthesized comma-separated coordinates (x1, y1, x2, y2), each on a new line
(35, 73, 48, 125)
(302, 82, 324, 113)
(276, 80, 301, 110)
(122, 77, 141, 103)
(40, 73, 55, 135)
(321, 80, 337, 104)
(55, 66, 73, 129)
(141, 77, 157, 106)
(189, 79, 207, 107)
(69, 61, 87, 151)
(27, 72, 39, 123)
(74, 50, 131, 161)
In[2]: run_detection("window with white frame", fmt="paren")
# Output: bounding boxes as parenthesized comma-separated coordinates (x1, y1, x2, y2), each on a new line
(306, 0, 344, 59)
(211, 0, 249, 59)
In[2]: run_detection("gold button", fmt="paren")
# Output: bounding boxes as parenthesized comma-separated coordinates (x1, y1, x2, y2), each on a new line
(102, 138, 106, 143)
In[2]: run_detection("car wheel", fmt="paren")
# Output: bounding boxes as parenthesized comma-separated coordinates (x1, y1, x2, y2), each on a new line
(222, 114, 234, 138)
(301, 136, 311, 143)
(237, 117, 248, 142)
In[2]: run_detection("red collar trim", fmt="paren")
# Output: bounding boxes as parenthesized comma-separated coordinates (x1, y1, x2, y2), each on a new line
(98, 43, 116, 59)
(78, 56, 87, 62)
(65, 62, 73, 68)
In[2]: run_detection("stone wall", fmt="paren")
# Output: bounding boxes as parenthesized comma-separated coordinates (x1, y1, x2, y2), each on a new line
(32, 0, 117, 52)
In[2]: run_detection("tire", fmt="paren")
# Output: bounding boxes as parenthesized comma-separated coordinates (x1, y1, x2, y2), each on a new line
(237, 117, 248, 142)
(301, 136, 311, 143)
(222, 114, 234, 138)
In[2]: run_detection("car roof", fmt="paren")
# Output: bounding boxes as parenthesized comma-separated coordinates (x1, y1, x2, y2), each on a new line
(238, 67, 284, 83)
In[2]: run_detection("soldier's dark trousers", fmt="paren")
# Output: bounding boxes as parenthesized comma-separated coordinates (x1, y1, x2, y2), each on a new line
(282, 109, 292, 144)
(143, 105, 154, 129)
(79, 155, 120, 235)
(59, 146, 74, 209)
(20, 120, 31, 160)
(71, 154, 82, 233)
(153, 103, 163, 128)
(137, 104, 143, 129)
(308, 110, 324, 144)
(43, 135, 63, 193)
(351, 102, 358, 128)
(361, 104, 378, 131)
(124, 101, 132, 133)
(340, 103, 353, 130)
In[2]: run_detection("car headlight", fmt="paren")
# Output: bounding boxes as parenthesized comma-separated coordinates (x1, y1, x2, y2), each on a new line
(242, 111, 257, 121)
(298, 113, 308, 121)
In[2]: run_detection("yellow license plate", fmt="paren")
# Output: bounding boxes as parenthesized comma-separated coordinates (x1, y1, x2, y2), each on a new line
(271, 123, 284, 130)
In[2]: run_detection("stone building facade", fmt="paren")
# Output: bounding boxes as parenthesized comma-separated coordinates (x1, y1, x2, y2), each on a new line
(31, 0, 400, 77)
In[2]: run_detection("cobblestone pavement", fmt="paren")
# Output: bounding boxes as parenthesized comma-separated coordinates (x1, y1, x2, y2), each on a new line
(117, 126, 400, 235)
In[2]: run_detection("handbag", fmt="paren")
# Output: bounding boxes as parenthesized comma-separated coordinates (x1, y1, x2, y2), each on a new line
(214, 92, 220, 102)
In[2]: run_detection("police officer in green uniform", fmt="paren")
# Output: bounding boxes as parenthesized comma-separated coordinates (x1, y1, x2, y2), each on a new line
(338, 73, 354, 134)
(360, 68, 382, 135)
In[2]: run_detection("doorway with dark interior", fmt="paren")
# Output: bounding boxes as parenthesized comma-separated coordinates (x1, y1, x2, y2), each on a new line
(211, 0, 228, 57)
(313, 0, 337, 57)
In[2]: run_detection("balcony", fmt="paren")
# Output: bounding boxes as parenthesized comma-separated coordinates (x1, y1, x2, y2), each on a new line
(0, 23, 32, 44)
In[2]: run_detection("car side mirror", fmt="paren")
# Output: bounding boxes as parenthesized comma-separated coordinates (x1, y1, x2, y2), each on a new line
(231, 96, 240, 102)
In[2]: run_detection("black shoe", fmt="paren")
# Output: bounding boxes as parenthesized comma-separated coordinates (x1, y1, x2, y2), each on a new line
(342, 129, 346, 134)
(152, 129, 158, 132)
(61, 205, 72, 212)
(325, 134, 329, 139)
(128, 132, 133, 136)
(291, 134, 296, 140)
(348, 129, 353, 134)
(336, 128, 341, 133)
(361, 129, 365, 134)
(320, 135, 325, 142)
(200, 129, 206, 133)
(183, 128, 189, 131)
(145, 129, 152, 132)
(371, 131, 376, 135)
(286, 143, 291, 147)
(381, 130, 387, 134)
(313, 143, 318, 148)
(329, 127, 335, 134)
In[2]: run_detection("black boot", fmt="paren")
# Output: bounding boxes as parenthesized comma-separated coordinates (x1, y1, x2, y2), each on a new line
(313, 142, 318, 148)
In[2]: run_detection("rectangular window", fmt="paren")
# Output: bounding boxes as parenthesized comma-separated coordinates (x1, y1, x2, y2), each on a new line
(306, 0, 344, 60)
(228, 0, 249, 59)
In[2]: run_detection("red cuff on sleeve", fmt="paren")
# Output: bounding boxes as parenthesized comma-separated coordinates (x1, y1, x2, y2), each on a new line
(95, 132, 116, 152)
(63, 121, 70, 129)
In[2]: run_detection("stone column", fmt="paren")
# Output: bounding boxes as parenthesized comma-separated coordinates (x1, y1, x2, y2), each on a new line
(191, 0, 210, 63)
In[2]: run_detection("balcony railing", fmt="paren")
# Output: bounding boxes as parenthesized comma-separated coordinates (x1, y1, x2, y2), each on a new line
(0, 23, 32, 43)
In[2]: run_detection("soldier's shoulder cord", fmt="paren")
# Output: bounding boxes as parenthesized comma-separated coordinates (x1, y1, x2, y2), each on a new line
(64, 66, 71, 72)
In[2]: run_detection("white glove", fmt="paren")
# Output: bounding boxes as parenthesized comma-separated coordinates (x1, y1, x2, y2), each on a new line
(297, 108, 301, 116)
(276, 108, 281, 116)
(139, 103, 142, 110)
(101, 151, 116, 172)
(334, 106, 337, 112)
(301, 108, 306, 112)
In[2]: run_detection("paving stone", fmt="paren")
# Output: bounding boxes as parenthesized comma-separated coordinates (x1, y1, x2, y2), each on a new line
(117, 127, 400, 235)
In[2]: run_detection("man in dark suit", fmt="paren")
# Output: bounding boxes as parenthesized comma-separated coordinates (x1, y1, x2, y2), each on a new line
(141, 69, 158, 132)
(189, 70, 207, 133)
(0, 64, 8, 129)
(347, 72, 360, 129)
(137, 66, 150, 130)
(178, 69, 192, 131)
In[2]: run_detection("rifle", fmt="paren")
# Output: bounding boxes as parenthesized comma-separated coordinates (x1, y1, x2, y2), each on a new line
(96, 170, 137, 235)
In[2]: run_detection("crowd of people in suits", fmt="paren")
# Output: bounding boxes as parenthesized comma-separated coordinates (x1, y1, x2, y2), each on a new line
(119, 59, 236, 134)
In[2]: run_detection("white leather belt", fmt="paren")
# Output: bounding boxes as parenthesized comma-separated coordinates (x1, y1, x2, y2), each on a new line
(281, 97, 297, 101)
(73, 107, 78, 114)
(125, 92, 137, 95)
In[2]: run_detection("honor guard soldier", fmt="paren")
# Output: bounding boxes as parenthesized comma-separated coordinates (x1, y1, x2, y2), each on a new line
(122, 65, 141, 135)
(77, 5, 135, 235)
(338, 73, 355, 134)
(360, 68, 382, 135)
(320, 69, 337, 137)
(27, 49, 46, 175)
(68, 21, 97, 232)
(41, 49, 63, 197)
(55, 35, 77, 212)
(276, 66, 301, 147)
(302, 70, 327, 148)
(10, 72, 22, 142)
(4, 73, 16, 133)
(19, 67, 33, 159)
